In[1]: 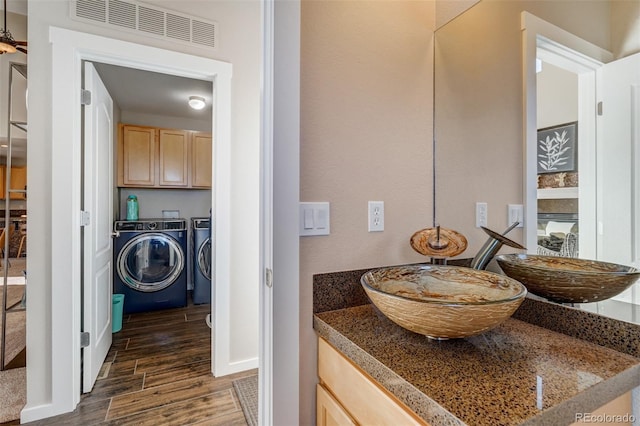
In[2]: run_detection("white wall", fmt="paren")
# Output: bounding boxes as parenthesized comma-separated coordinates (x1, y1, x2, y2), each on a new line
(121, 111, 211, 133)
(25, 0, 260, 419)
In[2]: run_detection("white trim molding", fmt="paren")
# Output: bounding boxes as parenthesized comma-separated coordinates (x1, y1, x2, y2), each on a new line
(521, 12, 612, 256)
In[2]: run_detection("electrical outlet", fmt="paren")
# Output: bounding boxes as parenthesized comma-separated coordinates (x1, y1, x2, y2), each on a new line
(476, 202, 488, 228)
(368, 201, 384, 232)
(508, 204, 524, 228)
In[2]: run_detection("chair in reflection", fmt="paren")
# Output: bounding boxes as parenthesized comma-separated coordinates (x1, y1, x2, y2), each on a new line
(537, 232, 578, 258)
(0, 227, 11, 268)
(17, 223, 26, 258)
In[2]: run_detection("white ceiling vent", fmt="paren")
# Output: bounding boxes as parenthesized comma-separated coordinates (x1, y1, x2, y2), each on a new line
(71, 0, 217, 50)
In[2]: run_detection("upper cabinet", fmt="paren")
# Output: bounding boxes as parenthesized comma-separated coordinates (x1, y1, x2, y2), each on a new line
(190, 132, 213, 188)
(118, 124, 212, 189)
(158, 129, 189, 187)
(120, 125, 156, 186)
(0, 166, 27, 200)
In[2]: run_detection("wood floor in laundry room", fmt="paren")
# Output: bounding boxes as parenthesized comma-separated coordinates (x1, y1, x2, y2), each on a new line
(22, 301, 254, 426)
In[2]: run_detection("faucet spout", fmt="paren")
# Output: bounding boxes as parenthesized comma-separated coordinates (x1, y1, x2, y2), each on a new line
(470, 223, 526, 270)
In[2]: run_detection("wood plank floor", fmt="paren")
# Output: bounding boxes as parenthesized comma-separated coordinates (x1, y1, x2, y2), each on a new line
(23, 301, 254, 425)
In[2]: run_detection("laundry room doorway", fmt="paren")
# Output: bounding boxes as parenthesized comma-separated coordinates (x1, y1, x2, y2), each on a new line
(81, 59, 219, 393)
(81, 57, 224, 396)
(39, 27, 245, 418)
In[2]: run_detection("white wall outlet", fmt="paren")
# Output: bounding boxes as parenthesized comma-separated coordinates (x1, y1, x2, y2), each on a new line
(368, 201, 384, 232)
(508, 204, 524, 228)
(299, 202, 330, 236)
(476, 202, 488, 228)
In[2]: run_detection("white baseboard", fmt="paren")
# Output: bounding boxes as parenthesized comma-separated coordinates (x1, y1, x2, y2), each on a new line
(21, 402, 74, 423)
(216, 357, 259, 377)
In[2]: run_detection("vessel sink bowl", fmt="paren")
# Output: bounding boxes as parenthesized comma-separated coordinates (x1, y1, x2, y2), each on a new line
(495, 254, 640, 304)
(360, 265, 526, 339)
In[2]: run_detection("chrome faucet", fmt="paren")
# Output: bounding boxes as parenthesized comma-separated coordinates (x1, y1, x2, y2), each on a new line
(470, 222, 526, 270)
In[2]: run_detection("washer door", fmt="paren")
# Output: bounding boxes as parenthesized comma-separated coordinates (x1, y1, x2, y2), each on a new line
(197, 238, 212, 280)
(118, 233, 185, 292)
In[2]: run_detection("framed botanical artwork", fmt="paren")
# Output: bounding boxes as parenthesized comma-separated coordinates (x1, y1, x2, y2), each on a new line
(537, 121, 578, 174)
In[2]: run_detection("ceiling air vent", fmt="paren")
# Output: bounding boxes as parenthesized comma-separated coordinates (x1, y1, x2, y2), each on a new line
(71, 0, 218, 50)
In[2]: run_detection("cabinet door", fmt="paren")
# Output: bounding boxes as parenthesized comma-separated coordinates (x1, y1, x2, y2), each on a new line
(317, 384, 356, 426)
(10, 166, 27, 200)
(318, 338, 427, 425)
(121, 125, 156, 186)
(190, 132, 212, 188)
(159, 129, 189, 187)
(0, 166, 5, 199)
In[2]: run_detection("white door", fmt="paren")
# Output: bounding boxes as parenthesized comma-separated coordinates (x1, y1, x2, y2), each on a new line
(597, 52, 640, 268)
(82, 62, 115, 392)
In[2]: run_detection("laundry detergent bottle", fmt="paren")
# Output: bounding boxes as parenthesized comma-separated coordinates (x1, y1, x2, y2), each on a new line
(126, 195, 139, 221)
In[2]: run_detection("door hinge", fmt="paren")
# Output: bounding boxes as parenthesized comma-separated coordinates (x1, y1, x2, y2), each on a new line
(265, 268, 273, 288)
(80, 332, 90, 348)
(81, 89, 92, 106)
(597, 101, 603, 116)
(80, 210, 91, 227)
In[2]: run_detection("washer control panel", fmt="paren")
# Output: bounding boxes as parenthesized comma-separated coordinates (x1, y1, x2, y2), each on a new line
(114, 219, 187, 232)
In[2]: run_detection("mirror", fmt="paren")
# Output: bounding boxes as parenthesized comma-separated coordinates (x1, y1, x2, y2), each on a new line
(434, 1, 640, 323)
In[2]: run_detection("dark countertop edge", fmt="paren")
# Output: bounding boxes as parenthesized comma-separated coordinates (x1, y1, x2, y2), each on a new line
(314, 314, 466, 426)
(522, 364, 640, 425)
(314, 309, 640, 426)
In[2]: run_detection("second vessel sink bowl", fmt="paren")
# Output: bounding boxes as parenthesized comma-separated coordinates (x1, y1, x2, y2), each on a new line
(495, 254, 640, 303)
(361, 265, 526, 339)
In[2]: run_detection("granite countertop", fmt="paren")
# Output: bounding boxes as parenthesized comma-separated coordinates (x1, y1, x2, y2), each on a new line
(313, 266, 640, 426)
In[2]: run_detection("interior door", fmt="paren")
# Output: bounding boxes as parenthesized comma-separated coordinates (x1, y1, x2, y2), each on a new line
(597, 52, 640, 270)
(82, 62, 114, 392)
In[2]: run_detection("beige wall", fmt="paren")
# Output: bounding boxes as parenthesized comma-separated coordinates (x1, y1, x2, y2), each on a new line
(537, 62, 578, 129)
(300, 1, 435, 423)
(434, 0, 611, 258)
(611, 0, 640, 58)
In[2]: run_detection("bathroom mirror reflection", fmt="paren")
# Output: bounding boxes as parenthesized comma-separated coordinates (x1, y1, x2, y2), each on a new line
(434, 0, 640, 323)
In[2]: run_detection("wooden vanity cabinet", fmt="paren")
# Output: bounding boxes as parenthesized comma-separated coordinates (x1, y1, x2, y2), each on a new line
(317, 383, 356, 426)
(118, 124, 211, 189)
(317, 338, 428, 426)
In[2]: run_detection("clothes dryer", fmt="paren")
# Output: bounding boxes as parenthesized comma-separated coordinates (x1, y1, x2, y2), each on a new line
(191, 217, 212, 305)
(113, 219, 188, 314)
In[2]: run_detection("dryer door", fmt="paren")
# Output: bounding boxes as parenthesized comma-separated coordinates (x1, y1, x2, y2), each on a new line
(197, 237, 212, 281)
(117, 233, 185, 292)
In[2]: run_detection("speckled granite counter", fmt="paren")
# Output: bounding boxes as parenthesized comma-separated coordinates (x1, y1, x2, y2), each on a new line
(313, 265, 640, 425)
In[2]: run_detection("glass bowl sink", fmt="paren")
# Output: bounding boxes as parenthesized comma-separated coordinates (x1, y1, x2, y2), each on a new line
(360, 265, 526, 339)
(495, 254, 640, 304)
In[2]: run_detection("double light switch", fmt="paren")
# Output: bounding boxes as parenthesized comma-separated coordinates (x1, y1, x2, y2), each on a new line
(300, 202, 330, 236)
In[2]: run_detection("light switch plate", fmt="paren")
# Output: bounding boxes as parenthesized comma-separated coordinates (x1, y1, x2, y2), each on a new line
(507, 204, 524, 228)
(299, 202, 330, 236)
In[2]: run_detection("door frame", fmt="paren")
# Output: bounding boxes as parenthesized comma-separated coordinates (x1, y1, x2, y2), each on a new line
(42, 26, 233, 414)
(521, 12, 612, 255)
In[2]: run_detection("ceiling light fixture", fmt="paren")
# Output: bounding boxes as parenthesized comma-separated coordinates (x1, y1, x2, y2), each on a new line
(188, 95, 206, 110)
